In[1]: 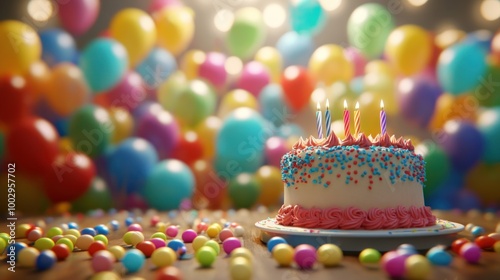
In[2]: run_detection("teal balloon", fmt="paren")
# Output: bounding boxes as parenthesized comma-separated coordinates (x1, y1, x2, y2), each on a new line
(290, 0, 325, 35)
(416, 140, 451, 196)
(80, 38, 128, 92)
(226, 8, 266, 59)
(71, 177, 113, 212)
(214, 153, 264, 179)
(0, 131, 4, 160)
(143, 159, 194, 210)
(477, 107, 500, 164)
(347, 3, 394, 59)
(69, 105, 114, 157)
(276, 31, 314, 68)
(228, 173, 261, 209)
(437, 43, 487, 95)
(136, 47, 177, 89)
(258, 84, 290, 127)
(277, 123, 304, 139)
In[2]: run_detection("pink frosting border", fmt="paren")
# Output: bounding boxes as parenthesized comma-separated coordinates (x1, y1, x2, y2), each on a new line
(276, 205, 436, 230)
(292, 133, 415, 151)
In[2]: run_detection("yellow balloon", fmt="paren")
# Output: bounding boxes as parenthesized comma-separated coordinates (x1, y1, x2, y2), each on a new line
(466, 163, 500, 205)
(363, 73, 397, 116)
(255, 47, 282, 83)
(255, 165, 283, 206)
(194, 116, 222, 159)
(157, 71, 188, 112)
(110, 8, 156, 66)
(0, 20, 41, 75)
(385, 25, 431, 76)
(357, 91, 386, 137)
(108, 107, 134, 144)
(365, 60, 395, 78)
(181, 49, 206, 79)
(45, 63, 90, 116)
(155, 6, 195, 55)
(218, 89, 258, 118)
(428, 93, 477, 130)
(309, 44, 353, 85)
(325, 82, 359, 121)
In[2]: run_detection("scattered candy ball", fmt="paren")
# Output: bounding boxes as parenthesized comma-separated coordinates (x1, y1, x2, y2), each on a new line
(122, 249, 146, 273)
(81, 227, 97, 237)
(76, 234, 95, 250)
(94, 234, 109, 245)
(10, 242, 28, 261)
(68, 222, 79, 230)
(465, 223, 475, 232)
(150, 237, 167, 249)
(150, 215, 160, 227)
(359, 248, 381, 268)
(267, 236, 287, 253)
(166, 225, 179, 238)
(34, 237, 55, 251)
(381, 251, 407, 278)
(426, 246, 452, 266)
(167, 239, 187, 256)
(108, 245, 126, 261)
(197, 222, 208, 233)
(181, 229, 197, 243)
(36, 250, 57, 271)
(125, 231, 145, 246)
(196, 246, 217, 268)
(471, 226, 485, 237)
(488, 233, 500, 241)
(452, 238, 470, 254)
(152, 232, 168, 241)
(152, 247, 177, 268)
(294, 244, 317, 269)
(0, 238, 6, 254)
(18, 247, 40, 268)
(136, 241, 156, 257)
(128, 223, 143, 232)
(230, 256, 252, 280)
(92, 250, 116, 272)
(494, 241, 500, 254)
(233, 226, 245, 237)
(204, 240, 221, 255)
(193, 235, 210, 252)
(27, 228, 43, 242)
(16, 224, 32, 238)
(125, 217, 134, 227)
(496, 223, 500, 233)
(52, 244, 70, 261)
(230, 247, 253, 263)
(317, 244, 343, 267)
(405, 254, 431, 280)
(206, 224, 221, 238)
(223, 237, 242, 255)
(91, 271, 121, 280)
(47, 227, 63, 238)
(460, 243, 481, 264)
(272, 243, 294, 267)
(94, 224, 110, 236)
(88, 241, 107, 257)
(56, 237, 75, 252)
(64, 229, 81, 238)
(219, 228, 234, 242)
(156, 266, 183, 280)
(397, 244, 418, 256)
(475, 235, 496, 250)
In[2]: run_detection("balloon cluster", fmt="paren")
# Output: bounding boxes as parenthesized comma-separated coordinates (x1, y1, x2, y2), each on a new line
(0, 1, 499, 213)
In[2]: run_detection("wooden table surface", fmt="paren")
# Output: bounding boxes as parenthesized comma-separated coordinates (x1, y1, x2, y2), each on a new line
(0, 209, 499, 280)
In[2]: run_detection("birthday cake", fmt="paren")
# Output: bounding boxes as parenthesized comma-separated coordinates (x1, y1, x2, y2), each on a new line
(275, 133, 436, 230)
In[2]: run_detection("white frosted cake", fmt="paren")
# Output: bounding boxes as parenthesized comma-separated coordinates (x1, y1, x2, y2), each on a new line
(276, 133, 436, 230)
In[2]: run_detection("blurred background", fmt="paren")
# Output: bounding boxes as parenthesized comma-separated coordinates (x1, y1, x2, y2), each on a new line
(0, 0, 499, 216)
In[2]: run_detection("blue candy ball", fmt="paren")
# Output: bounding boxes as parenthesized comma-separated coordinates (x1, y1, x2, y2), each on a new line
(122, 249, 145, 273)
(125, 217, 134, 227)
(267, 236, 287, 253)
(80, 227, 97, 237)
(397, 244, 418, 256)
(471, 226, 485, 237)
(36, 250, 57, 271)
(94, 224, 109, 236)
(426, 247, 452, 266)
(67, 222, 79, 230)
(167, 239, 186, 256)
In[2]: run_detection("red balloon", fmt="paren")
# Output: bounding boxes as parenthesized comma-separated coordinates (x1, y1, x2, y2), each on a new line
(171, 131, 203, 165)
(42, 152, 95, 203)
(190, 159, 228, 210)
(280, 66, 315, 112)
(0, 76, 33, 126)
(6, 117, 59, 175)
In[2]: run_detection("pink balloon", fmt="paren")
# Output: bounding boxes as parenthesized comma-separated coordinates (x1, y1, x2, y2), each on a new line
(237, 61, 270, 97)
(344, 47, 367, 77)
(149, 0, 181, 13)
(199, 52, 227, 89)
(264, 137, 288, 167)
(57, 0, 100, 36)
(106, 71, 147, 111)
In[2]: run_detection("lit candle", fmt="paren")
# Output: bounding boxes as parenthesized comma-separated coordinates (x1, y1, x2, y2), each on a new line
(354, 102, 360, 137)
(343, 100, 350, 136)
(325, 99, 331, 137)
(316, 102, 323, 139)
(380, 100, 387, 135)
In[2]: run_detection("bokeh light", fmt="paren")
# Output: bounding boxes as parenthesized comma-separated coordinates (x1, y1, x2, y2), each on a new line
(27, 0, 53, 22)
(407, 0, 428, 7)
(214, 9, 234, 32)
(319, 0, 342, 11)
(263, 4, 286, 28)
(481, 0, 500, 21)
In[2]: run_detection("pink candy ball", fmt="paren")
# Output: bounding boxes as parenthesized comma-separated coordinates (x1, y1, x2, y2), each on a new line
(294, 244, 317, 269)
(219, 229, 234, 242)
(127, 223, 143, 232)
(181, 229, 197, 243)
(381, 251, 407, 278)
(150, 215, 160, 227)
(222, 237, 242, 255)
(460, 243, 481, 263)
(91, 250, 115, 272)
(150, 238, 166, 249)
(166, 226, 179, 238)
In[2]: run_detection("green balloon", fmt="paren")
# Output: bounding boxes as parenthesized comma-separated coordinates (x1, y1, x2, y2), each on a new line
(416, 140, 451, 196)
(172, 79, 216, 127)
(228, 173, 261, 209)
(71, 177, 113, 213)
(0, 131, 4, 160)
(158, 71, 188, 112)
(347, 3, 394, 59)
(226, 8, 266, 59)
(69, 105, 114, 157)
(477, 64, 500, 107)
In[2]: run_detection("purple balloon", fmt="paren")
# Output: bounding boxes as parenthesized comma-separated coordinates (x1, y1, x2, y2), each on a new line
(439, 120, 484, 172)
(264, 137, 288, 167)
(57, 0, 100, 35)
(199, 52, 227, 89)
(236, 61, 270, 97)
(132, 101, 164, 123)
(397, 77, 441, 128)
(344, 47, 367, 77)
(106, 71, 147, 111)
(136, 110, 180, 159)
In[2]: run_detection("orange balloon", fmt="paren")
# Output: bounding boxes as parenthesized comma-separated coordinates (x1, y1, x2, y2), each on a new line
(428, 93, 478, 130)
(24, 61, 50, 101)
(465, 163, 500, 205)
(281, 66, 315, 112)
(45, 63, 90, 116)
(194, 116, 221, 160)
(190, 159, 228, 210)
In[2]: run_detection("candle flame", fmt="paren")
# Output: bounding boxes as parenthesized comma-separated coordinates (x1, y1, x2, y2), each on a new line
(317, 101, 320, 111)
(326, 99, 330, 109)
(343, 99, 347, 109)
(380, 100, 385, 109)
(355, 102, 359, 110)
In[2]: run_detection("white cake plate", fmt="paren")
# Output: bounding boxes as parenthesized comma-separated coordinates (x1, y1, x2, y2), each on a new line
(255, 218, 464, 252)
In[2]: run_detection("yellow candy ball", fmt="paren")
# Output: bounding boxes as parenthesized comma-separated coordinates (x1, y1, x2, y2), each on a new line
(204, 240, 221, 255)
(206, 225, 221, 239)
(75, 235, 94, 250)
(230, 256, 253, 280)
(63, 234, 78, 245)
(359, 248, 381, 268)
(129, 232, 145, 246)
(34, 237, 55, 251)
(94, 234, 109, 245)
(56, 237, 74, 252)
(151, 247, 177, 268)
(18, 247, 39, 268)
(230, 247, 253, 264)
(192, 235, 210, 252)
(494, 241, 500, 254)
(317, 244, 343, 267)
(196, 246, 217, 268)
(16, 224, 32, 238)
(64, 229, 81, 238)
(90, 271, 121, 280)
(0, 237, 6, 253)
(47, 227, 63, 238)
(151, 232, 167, 241)
(272, 243, 294, 267)
(405, 254, 431, 280)
(107, 245, 125, 261)
(156, 222, 168, 233)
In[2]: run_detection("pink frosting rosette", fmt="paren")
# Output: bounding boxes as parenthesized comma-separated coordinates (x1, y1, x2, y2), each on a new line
(276, 205, 294, 226)
(319, 207, 343, 229)
(293, 206, 320, 228)
(409, 206, 427, 228)
(396, 206, 412, 228)
(424, 206, 436, 226)
(339, 207, 366, 229)
(363, 208, 387, 230)
(383, 207, 400, 229)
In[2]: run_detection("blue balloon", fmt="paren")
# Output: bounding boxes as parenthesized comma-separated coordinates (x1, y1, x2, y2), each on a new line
(452, 188, 482, 211)
(39, 28, 78, 67)
(107, 137, 158, 194)
(143, 159, 194, 210)
(290, 0, 325, 35)
(437, 43, 487, 95)
(80, 38, 128, 92)
(136, 47, 177, 90)
(277, 123, 305, 139)
(276, 31, 314, 68)
(440, 120, 484, 172)
(259, 84, 290, 127)
(477, 107, 500, 163)
(463, 30, 493, 52)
